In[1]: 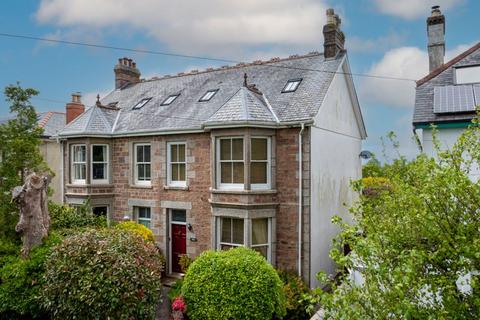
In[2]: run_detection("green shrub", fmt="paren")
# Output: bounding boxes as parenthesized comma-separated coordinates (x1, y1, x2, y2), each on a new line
(179, 254, 194, 273)
(41, 228, 164, 319)
(168, 278, 184, 302)
(0, 238, 19, 267)
(0, 232, 62, 319)
(49, 201, 106, 230)
(182, 247, 286, 320)
(278, 270, 312, 320)
(114, 221, 155, 243)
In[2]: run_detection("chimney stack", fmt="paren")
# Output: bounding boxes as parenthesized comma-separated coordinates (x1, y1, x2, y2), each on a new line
(66, 92, 85, 124)
(427, 5, 445, 71)
(323, 8, 345, 59)
(114, 57, 141, 89)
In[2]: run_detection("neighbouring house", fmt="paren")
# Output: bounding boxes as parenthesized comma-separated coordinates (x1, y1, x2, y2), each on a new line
(413, 6, 480, 180)
(0, 111, 66, 203)
(56, 9, 366, 287)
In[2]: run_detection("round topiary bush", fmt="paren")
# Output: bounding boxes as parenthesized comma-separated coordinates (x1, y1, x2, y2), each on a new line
(182, 247, 286, 320)
(41, 228, 164, 319)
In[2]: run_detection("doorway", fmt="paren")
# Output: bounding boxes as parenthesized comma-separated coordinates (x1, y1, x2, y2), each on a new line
(170, 209, 187, 273)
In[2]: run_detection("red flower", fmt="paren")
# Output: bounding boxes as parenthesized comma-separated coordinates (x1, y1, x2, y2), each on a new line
(172, 296, 186, 313)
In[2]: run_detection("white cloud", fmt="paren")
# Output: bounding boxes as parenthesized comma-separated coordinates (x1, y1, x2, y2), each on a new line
(372, 0, 464, 20)
(35, 0, 330, 57)
(347, 32, 407, 53)
(359, 43, 474, 108)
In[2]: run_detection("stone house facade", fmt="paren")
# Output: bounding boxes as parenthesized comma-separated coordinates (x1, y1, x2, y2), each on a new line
(57, 9, 366, 287)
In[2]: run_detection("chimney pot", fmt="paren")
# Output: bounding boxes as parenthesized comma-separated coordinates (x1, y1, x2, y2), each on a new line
(114, 57, 141, 89)
(427, 5, 445, 71)
(66, 92, 85, 124)
(323, 8, 345, 59)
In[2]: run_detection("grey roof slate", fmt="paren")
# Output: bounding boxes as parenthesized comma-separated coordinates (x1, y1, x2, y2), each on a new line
(413, 44, 480, 125)
(0, 112, 66, 138)
(59, 52, 344, 136)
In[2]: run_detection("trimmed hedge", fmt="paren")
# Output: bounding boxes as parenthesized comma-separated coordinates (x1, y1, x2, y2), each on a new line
(114, 221, 155, 243)
(49, 202, 106, 230)
(41, 228, 164, 319)
(182, 247, 286, 320)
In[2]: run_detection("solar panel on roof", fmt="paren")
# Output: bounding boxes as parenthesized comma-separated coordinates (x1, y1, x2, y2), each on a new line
(474, 85, 480, 108)
(433, 85, 476, 114)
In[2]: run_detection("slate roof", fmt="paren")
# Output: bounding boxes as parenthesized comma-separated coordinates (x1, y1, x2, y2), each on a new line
(0, 112, 66, 138)
(59, 52, 346, 137)
(413, 43, 480, 126)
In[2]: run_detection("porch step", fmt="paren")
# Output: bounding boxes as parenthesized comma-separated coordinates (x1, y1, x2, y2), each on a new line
(162, 274, 184, 287)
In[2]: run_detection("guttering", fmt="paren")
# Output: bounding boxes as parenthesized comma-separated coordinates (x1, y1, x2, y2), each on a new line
(298, 122, 305, 278)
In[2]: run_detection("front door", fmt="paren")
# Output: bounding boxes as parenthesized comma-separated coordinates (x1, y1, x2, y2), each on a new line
(170, 209, 187, 273)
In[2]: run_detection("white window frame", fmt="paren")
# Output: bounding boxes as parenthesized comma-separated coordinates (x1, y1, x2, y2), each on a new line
(217, 217, 246, 249)
(250, 137, 271, 190)
(134, 143, 151, 186)
(71, 144, 86, 184)
(216, 137, 245, 190)
(455, 65, 480, 84)
(91, 144, 109, 184)
(199, 89, 219, 102)
(250, 218, 272, 262)
(135, 206, 152, 229)
(161, 94, 180, 106)
(282, 79, 302, 93)
(167, 142, 187, 187)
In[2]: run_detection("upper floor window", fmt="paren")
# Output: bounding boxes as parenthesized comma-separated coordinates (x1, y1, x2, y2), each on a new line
(134, 144, 151, 185)
(251, 138, 271, 189)
(71, 144, 86, 184)
(217, 137, 244, 189)
(456, 65, 480, 84)
(199, 89, 219, 102)
(282, 79, 302, 93)
(167, 142, 186, 187)
(132, 98, 151, 110)
(91, 144, 109, 184)
(161, 94, 180, 106)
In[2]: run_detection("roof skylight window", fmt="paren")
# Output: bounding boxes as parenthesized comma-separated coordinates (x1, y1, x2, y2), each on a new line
(132, 98, 151, 110)
(161, 94, 180, 106)
(282, 79, 302, 93)
(199, 89, 219, 102)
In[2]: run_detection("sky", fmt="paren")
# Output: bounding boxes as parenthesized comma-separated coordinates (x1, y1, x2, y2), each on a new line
(0, 0, 478, 159)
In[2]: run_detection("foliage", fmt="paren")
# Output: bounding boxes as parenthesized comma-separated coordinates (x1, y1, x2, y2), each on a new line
(182, 247, 286, 320)
(168, 278, 184, 302)
(41, 228, 164, 319)
(114, 220, 155, 243)
(0, 238, 19, 267)
(0, 232, 62, 319)
(0, 83, 48, 242)
(316, 125, 480, 319)
(278, 270, 312, 320)
(49, 201, 106, 231)
(179, 254, 194, 273)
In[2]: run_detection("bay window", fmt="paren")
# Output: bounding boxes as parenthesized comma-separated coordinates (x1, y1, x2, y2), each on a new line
(71, 144, 86, 184)
(251, 138, 270, 189)
(219, 217, 244, 249)
(251, 218, 270, 259)
(134, 144, 151, 185)
(167, 142, 186, 187)
(91, 144, 109, 183)
(218, 138, 244, 189)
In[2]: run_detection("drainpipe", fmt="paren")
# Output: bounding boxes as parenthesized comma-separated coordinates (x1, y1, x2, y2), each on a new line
(298, 123, 305, 278)
(58, 138, 64, 204)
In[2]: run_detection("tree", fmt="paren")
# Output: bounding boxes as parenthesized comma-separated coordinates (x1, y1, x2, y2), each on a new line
(0, 83, 48, 242)
(316, 125, 480, 319)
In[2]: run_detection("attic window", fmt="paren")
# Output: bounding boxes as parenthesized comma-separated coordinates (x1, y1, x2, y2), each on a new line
(455, 65, 480, 84)
(282, 79, 302, 93)
(199, 89, 219, 102)
(161, 94, 180, 106)
(132, 98, 151, 110)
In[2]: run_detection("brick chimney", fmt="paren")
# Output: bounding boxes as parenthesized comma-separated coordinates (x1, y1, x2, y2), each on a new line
(66, 92, 85, 124)
(323, 8, 345, 59)
(427, 5, 445, 71)
(114, 57, 141, 89)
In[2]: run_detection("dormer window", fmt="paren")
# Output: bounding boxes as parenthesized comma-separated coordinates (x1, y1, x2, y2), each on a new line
(199, 89, 219, 102)
(161, 94, 180, 106)
(455, 65, 480, 84)
(132, 98, 151, 110)
(282, 79, 302, 93)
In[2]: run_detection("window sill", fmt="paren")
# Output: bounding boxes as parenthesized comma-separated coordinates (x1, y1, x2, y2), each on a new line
(66, 183, 113, 188)
(164, 185, 189, 191)
(129, 184, 153, 189)
(210, 188, 277, 195)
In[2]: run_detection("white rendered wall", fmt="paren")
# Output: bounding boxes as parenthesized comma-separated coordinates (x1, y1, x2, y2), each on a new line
(309, 68, 363, 287)
(422, 128, 480, 181)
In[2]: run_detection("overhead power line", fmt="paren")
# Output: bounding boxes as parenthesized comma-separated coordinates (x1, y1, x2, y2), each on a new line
(0, 32, 416, 82)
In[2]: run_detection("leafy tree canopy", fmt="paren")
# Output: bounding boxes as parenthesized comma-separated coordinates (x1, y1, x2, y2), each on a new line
(317, 125, 480, 319)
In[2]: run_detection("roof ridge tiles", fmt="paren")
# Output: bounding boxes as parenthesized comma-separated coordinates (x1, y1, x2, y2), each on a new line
(143, 51, 324, 83)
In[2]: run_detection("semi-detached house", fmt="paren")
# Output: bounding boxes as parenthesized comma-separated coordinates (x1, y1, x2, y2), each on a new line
(57, 9, 366, 287)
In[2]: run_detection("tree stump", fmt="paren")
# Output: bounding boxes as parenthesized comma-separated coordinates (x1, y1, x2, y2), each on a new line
(12, 172, 51, 257)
